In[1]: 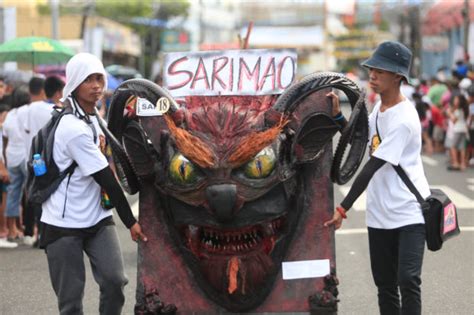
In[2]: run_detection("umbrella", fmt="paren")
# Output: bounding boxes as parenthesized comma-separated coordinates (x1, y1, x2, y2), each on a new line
(0, 36, 75, 68)
(107, 72, 122, 91)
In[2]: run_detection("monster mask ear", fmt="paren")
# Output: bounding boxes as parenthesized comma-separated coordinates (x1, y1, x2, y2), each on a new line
(107, 79, 180, 193)
(271, 72, 368, 184)
(291, 112, 340, 163)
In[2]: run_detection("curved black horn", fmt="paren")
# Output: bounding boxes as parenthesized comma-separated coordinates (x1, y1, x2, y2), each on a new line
(330, 92, 369, 185)
(95, 107, 140, 194)
(273, 72, 368, 185)
(273, 72, 361, 115)
(108, 78, 179, 141)
(106, 78, 178, 194)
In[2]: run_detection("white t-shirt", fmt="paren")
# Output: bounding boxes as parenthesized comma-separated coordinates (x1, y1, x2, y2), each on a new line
(469, 102, 474, 130)
(452, 108, 467, 133)
(41, 113, 110, 228)
(366, 100, 430, 229)
(2, 106, 28, 168)
(23, 100, 55, 157)
(400, 84, 415, 101)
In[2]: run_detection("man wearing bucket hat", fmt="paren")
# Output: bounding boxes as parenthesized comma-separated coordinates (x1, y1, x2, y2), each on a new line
(325, 41, 429, 315)
(39, 53, 147, 314)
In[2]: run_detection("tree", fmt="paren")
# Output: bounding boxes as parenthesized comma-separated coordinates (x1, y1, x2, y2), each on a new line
(38, 0, 189, 78)
(95, 0, 190, 78)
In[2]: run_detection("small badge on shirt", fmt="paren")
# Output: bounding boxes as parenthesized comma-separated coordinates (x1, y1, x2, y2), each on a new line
(136, 97, 169, 117)
(370, 134, 380, 156)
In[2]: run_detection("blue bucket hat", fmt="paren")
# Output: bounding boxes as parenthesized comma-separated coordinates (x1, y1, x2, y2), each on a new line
(361, 41, 412, 82)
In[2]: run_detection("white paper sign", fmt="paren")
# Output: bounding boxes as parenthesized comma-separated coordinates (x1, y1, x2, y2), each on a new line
(136, 97, 169, 117)
(163, 49, 297, 97)
(282, 259, 330, 280)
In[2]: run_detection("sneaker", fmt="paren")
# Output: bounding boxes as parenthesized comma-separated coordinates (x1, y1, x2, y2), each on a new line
(0, 237, 18, 248)
(469, 158, 474, 166)
(23, 236, 36, 246)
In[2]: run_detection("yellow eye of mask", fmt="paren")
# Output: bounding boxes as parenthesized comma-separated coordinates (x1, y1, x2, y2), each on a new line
(170, 154, 200, 185)
(243, 147, 276, 179)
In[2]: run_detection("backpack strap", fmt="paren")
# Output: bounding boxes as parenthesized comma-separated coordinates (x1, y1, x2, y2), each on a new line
(44, 105, 74, 164)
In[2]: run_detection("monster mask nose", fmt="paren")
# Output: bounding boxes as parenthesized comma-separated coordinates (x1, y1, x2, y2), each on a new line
(205, 184, 237, 223)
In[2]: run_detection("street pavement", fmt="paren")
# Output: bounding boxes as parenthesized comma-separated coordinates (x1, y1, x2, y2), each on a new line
(1, 149, 473, 314)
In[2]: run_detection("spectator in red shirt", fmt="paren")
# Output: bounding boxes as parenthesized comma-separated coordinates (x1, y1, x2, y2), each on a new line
(430, 104, 445, 153)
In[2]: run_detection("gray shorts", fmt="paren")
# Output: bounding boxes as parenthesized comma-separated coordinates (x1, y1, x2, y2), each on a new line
(433, 126, 444, 141)
(451, 132, 467, 150)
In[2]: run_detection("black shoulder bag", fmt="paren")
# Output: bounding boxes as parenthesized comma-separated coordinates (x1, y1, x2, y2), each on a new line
(376, 112, 460, 251)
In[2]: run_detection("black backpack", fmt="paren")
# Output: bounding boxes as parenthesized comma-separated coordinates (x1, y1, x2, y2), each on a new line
(26, 105, 77, 205)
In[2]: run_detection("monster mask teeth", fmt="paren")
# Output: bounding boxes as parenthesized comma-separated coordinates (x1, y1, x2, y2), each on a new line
(185, 225, 201, 255)
(183, 216, 286, 258)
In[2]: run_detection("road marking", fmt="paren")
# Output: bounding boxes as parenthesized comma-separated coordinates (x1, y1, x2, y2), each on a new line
(131, 200, 139, 218)
(336, 226, 474, 235)
(466, 179, 474, 192)
(338, 187, 366, 211)
(336, 228, 367, 235)
(421, 155, 438, 166)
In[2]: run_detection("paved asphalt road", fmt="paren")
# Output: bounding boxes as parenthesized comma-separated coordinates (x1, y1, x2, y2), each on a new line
(1, 147, 473, 314)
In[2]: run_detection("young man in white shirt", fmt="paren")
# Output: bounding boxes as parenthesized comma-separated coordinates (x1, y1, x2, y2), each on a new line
(2, 85, 31, 241)
(40, 53, 147, 314)
(325, 41, 429, 315)
(0, 102, 17, 248)
(23, 76, 65, 246)
(19, 76, 46, 245)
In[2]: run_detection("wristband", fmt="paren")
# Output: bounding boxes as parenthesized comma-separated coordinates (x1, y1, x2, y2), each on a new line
(333, 112, 344, 121)
(336, 206, 347, 219)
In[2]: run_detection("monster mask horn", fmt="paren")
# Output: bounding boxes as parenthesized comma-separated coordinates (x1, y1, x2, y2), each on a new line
(107, 79, 180, 193)
(268, 71, 368, 184)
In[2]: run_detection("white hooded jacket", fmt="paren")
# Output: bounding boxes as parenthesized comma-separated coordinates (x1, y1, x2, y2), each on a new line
(60, 52, 108, 113)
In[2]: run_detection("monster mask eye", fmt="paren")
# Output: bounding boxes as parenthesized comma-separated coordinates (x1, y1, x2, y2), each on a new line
(169, 154, 201, 185)
(243, 147, 276, 179)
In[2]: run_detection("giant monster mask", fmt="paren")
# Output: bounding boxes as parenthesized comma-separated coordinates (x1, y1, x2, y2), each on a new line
(105, 72, 368, 314)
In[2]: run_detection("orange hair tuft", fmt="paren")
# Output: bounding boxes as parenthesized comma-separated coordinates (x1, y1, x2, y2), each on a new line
(163, 114, 215, 169)
(228, 117, 289, 168)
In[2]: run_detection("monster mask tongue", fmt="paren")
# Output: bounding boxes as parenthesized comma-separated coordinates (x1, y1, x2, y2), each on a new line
(227, 256, 240, 294)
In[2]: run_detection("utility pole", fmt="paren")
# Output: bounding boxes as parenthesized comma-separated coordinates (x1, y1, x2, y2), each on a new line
(80, 1, 94, 40)
(398, 10, 405, 45)
(150, 0, 161, 63)
(409, 4, 421, 77)
(0, 7, 4, 44)
(50, 0, 60, 39)
(463, 0, 470, 61)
